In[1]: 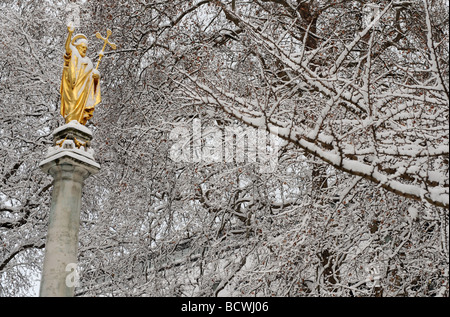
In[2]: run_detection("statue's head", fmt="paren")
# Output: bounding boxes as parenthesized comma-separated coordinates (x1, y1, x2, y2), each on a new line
(74, 39, 88, 57)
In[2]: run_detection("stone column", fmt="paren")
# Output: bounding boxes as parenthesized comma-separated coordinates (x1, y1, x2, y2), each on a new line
(39, 121, 100, 297)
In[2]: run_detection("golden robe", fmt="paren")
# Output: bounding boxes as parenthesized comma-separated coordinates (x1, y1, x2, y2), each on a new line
(60, 43, 101, 125)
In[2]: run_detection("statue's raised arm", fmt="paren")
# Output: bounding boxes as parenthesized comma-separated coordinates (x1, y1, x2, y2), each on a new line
(65, 25, 74, 56)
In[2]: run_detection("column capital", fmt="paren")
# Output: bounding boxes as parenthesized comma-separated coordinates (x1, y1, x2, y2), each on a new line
(40, 154, 100, 179)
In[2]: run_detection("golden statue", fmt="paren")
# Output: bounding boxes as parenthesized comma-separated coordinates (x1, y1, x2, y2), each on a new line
(60, 26, 115, 125)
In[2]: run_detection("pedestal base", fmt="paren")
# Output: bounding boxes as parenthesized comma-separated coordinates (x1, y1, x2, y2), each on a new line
(40, 120, 100, 173)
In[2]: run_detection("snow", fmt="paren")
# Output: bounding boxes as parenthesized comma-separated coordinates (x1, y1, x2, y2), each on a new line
(53, 120, 93, 137)
(407, 206, 419, 221)
(39, 150, 100, 170)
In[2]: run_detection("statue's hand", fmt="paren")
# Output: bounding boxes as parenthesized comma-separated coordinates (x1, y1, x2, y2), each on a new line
(92, 69, 100, 80)
(67, 25, 75, 34)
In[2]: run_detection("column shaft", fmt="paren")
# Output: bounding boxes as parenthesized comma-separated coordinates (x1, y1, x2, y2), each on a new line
(39, 163, 89, 297)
